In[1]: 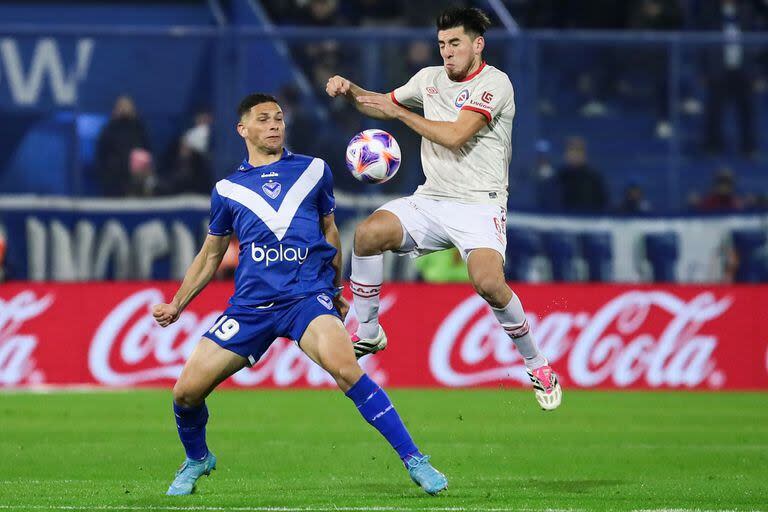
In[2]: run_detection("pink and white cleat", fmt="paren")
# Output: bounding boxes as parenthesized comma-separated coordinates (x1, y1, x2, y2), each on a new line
(351, 326, 388, 359)
(526, 365, 562, 411)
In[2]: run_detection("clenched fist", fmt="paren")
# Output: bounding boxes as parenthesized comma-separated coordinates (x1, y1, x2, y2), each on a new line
(153, 303, 180, 327)
(326, 75, 351, 97)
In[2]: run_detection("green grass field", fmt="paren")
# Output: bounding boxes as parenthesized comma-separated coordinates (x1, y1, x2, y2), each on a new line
(0, 389, 766, 512)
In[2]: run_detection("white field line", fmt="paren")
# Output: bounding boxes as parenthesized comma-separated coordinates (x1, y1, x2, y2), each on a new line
(0, 505, 579, 512)
(0, 506, 762, 512)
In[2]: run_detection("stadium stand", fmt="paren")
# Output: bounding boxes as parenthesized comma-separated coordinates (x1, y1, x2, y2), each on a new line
(731, 228, 768, 282)
(0, 0, 766, 282)
(644, 231, 680, 282)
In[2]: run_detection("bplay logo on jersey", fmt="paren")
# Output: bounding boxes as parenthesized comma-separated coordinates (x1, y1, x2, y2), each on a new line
(454, 89, 470, 108)
(251, 244, 308, 266)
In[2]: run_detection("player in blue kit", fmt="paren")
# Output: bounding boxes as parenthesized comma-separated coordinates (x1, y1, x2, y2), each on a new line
(152, 93, 447, 497)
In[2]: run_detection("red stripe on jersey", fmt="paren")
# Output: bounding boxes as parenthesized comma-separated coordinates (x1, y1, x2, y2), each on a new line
(457, 60, 487, 82)
(461, 105, 492, 123)
(389, 91, 404, 107)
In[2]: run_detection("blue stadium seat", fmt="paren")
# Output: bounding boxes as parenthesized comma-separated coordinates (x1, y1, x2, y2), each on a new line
(505, 228, 541, 281)
(0, 117, 74, 195)
(580, 232, 613, 281)
(75, 113, 109, 167)
(731, 229, 768, 283)
(542, 231, 579, 282)
(644, 232, 679, 282)
(53, 111, 108, 165)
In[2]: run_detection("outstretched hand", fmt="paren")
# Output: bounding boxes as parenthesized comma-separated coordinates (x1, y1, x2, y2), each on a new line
(326, 75, 351, 97)
(152, 303, 180, 327)
(356, 95, 399, 119)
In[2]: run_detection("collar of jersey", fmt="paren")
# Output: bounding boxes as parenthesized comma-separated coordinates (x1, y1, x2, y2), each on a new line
(451, 60, 486, 83)
(237, 148, 293, 172)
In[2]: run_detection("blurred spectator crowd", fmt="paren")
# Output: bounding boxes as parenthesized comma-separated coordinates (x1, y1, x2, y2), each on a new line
(262, 0, 768, 31)
(95, 95, 213, 197)
(48, 0, 768, 214)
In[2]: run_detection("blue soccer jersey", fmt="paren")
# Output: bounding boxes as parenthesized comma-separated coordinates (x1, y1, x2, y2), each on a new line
(208, 149, 338, 306)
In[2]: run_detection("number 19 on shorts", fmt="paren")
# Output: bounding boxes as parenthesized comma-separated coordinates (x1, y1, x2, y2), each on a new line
(209, 315, 240, 341)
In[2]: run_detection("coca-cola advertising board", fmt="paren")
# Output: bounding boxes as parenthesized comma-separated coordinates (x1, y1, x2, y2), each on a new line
(1, 282, 766, 390)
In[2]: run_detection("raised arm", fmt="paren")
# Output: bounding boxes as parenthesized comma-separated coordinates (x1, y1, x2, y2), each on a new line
(153, 234, 231, 327)
(321, 212, 349, 320)
(326, 75, 394, 120)
(355, 96, 488, 151)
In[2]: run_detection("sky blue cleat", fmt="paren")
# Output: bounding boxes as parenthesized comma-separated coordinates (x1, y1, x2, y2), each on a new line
(406, 454, 448, 495)
(166, 452, 217, 496)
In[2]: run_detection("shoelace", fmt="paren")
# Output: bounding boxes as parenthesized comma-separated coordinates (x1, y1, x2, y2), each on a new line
(174, 460, 190, 477)
(175, 458, 206, 479)
(533, 369, 553, 390)
(406, 454, 431, 470)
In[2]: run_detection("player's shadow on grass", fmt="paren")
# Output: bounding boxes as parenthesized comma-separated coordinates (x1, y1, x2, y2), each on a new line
(526, 479, 625, 494)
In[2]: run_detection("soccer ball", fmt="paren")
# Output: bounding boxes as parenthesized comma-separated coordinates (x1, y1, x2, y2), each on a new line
(345, 129, 401, 184)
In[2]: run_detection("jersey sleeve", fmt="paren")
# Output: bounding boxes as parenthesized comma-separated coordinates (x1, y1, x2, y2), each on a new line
(390, 67, 428, 109)
(461, 73, 515, 123)
(318, 161, 336, 216)
(208, 183, 234, 236)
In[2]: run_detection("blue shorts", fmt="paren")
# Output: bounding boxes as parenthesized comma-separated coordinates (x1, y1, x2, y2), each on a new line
(202, 291, 341, 365)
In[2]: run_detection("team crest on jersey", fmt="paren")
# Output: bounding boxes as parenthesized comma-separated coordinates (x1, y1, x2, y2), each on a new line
(317, 293, 333, 310)
(454, 88, 470, 108)
(262, 181, 281, 199)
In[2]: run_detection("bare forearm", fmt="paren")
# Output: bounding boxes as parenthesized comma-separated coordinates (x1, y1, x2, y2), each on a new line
(171, 251, 220, 311)
(395, 108, 463, 150)
(346, 83, 392, 120)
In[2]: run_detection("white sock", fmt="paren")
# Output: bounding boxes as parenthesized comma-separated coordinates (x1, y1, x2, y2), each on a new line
(492, 293, 547, 370)
(351, 252, 384, 340)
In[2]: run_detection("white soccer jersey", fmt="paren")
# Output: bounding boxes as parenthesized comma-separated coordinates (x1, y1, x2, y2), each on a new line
(390, 62, 515, 208)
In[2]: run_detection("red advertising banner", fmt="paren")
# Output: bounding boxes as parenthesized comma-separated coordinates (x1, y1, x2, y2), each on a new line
(1, 282, 766, 390)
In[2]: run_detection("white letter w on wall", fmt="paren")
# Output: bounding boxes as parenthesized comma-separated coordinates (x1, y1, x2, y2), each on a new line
(0, 38, 94, 106)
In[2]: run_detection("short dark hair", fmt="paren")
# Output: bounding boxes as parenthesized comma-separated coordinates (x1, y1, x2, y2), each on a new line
(237, 93, 279, 119)
(436, 6, 491, 39)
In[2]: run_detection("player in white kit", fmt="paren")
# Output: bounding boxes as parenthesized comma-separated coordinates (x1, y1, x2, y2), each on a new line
(326, 7, 561, 410)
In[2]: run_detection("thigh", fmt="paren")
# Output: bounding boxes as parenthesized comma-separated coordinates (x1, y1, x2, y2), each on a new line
(279, 292, 362, 390)
(378, 196, 453, 256)
(298, 314, 363, 392)
(176, 337, 248, 402)
(297, 314, 356, 370)
(466, 247, 506, 283)
(466, 248, 511, 307)
(356, 209, 406, 253)
(442, 202, 507, 262)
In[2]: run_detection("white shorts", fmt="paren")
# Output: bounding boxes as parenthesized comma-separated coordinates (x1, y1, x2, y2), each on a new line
(378, 195, 507, 262)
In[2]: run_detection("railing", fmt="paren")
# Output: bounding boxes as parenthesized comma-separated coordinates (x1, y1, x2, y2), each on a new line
(0, 26, 766, 211)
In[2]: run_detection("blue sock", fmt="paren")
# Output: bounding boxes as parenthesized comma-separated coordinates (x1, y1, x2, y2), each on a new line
(173, 401, 209, 460)
(345, 374, 422, 462)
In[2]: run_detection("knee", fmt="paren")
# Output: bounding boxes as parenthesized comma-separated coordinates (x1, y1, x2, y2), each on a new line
(354, 216, 400, 255)
(354, 219, 384, 255)
(172, 382, 204, 408)
(327, 360, 364, 392)
(471, 272, 506, 304)
(338, 363, 365, 391)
